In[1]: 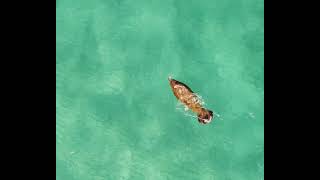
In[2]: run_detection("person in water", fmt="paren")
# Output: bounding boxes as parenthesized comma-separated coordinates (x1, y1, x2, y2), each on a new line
(168, 76, 213, 124)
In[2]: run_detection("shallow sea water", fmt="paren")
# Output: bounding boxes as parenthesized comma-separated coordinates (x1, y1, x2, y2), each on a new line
(56, 0, 264, 179)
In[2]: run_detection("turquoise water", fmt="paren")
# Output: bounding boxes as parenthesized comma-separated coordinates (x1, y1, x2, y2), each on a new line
(56, 0, 264, 179)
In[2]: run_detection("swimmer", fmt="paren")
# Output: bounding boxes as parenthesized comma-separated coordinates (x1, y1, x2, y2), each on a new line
(168, 76, 213, 124)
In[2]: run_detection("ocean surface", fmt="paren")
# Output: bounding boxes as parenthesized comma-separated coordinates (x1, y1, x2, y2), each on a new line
(56, 0, 264, 179)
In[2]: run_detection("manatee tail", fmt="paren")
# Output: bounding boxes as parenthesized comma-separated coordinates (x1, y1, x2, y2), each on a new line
(197, 109, 213, 124)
